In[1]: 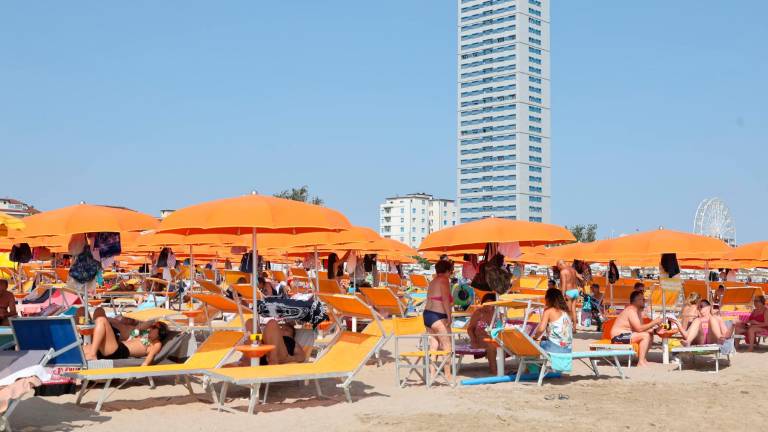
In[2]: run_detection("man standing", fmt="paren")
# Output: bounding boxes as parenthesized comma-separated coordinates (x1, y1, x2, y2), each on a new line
(610, 290, 663, 367)
(557, 260, 580, 325)
(0, 279, 17, 326)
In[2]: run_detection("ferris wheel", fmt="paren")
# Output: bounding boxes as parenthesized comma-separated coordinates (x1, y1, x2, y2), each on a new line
(693, 198, 736, 245)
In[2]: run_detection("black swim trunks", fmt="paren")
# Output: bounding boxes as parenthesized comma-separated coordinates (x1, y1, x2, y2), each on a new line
(611, 332, 632, 344)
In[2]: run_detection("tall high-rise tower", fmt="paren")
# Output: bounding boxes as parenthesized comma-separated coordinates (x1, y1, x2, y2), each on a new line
(457, 0, 551, 223)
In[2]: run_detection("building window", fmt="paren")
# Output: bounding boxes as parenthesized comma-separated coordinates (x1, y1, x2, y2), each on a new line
(528, 66, 541, 74)
(528, 115, 542, 123)
(529, 176, 542, 182)
(529, 105, 542, 113)
(529, 186, 542, 193)
(528, 86, 542, 94)
(529, 27, 541, 36)
(529, 216, 542, 222)
(529, 166, 542, 173)
(530, 196, 542, 202)
(529, 46, 541, 54)
(529, 145, 542, 152)
(528, 37, 541, 45)
(529, 135, 542, 143)
(528, 56, 541, 65)
(529, 126, 542, 133)
(529, 95, 542, 103)
(529, 156, 542, 163)
(528, 8, 541, 17)
(400, 227, 404, 232)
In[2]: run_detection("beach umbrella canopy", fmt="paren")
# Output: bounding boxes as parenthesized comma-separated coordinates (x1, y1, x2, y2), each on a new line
(285, 226, 381, 248)
(418, 217, 575, 252)
(156, 194, 350, 235)
(722, 241, 768, 263)
(17, 204, 159, 239)
(155, 193, 352, 329)
(587, 229, 731, 262)
(130, 232, 248, 248)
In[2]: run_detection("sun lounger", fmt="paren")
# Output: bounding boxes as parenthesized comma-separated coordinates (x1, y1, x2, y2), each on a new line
(670, 322, 735, 373)
(409, 273, 429, 289)
(359, 287, 406, 316)
(69, 330, 244, 412)
(496, 327, 634, 386)
(204, 294, 386, 414)
(392, 316, 455, 388)
(3, 316, 86, 431)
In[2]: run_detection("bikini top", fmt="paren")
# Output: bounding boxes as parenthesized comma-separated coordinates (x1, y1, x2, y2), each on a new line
(130, 329, 151, 347)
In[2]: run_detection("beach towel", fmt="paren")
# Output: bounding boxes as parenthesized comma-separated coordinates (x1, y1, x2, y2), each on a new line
(549, 352, 573, 372)
(257, 298, 328, 329)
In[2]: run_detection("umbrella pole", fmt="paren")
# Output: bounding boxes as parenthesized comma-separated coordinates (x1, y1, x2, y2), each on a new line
(252, 228, 259, 333)
(314, 246, 319, 295)
(188, 245, 194, 311)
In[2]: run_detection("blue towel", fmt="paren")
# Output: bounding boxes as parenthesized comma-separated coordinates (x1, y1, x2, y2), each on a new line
(549, 352, 573, 372)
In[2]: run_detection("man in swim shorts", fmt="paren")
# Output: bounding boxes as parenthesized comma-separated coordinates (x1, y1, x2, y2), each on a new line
(610, 290, 662, 366)
(557, 260, 580, 326)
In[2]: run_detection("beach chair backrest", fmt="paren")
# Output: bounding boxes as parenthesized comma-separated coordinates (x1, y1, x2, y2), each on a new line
(650, 278, 682, 310)
(392, 316, 425, 336)
(410, 273, 429, 288)
(223, 270, 251, 285)
(315, 331, 380, 371)
(10, 316, 85, 367)
(721, 287, 757, 306)
(498, 327, 546, 358)
(360, 287, 403, 313)
(318, 294, 376, 320)
(231, 283, 264, 301)
(202, 268, 215, 281)
(290, 267, 309, 278)
(384, 273, 402, 286)
(518, 275, 546, 290)
(270, 270, 287, 282)
(724, 281, 746, 288)
(683, 280, 709, 301)
(184, 330, 243, 368)
(190, 293, 240, 313)
(197, 279, 224, 295)
(54, 268, 69, 282)
(604, 285, 635, 305)
(318, 279, 344, 295)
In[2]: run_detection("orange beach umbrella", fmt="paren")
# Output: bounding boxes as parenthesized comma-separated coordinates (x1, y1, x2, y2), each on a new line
(418, 217, 575, 252)
(17, 203, 159, 239)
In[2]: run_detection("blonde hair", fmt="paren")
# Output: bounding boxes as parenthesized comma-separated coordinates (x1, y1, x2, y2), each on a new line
(686, 292, 701, 305)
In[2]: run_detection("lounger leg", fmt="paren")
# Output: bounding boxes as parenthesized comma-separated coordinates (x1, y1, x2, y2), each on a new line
(314, 379, 324, 397)
(76, 380, 89, 405)
(261, 384, 268, 404)
(589, 359, 599, 376)
(715, 353, 720, 373)
(515, 359, 526, 383)
(95, 379, 112, 413)
(612, 356, 625, 379)
(217, 382, 229, 412)
(148, 377, 156, 389)
(537, 362, 547, 387)
(343, 384, 352, 403)
(248, 384, 259, 415)
(184, 376, 194, 395)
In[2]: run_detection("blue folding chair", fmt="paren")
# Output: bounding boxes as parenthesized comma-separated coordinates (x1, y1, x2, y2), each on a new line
(1, 316, 85, 431)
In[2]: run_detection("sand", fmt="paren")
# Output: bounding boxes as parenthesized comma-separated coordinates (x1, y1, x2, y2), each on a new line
(8, 330, 768, 432)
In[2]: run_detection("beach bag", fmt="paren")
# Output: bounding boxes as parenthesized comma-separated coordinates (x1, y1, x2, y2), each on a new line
(94, 232, 121, 259)
(608, 261, 619, 284)
(240, 252, 253, 274)
(9, 243, 32, 263)
(363, 254, 376, 273)
(470, 263, 490, 291)
(69, 246, 101, 283)
(485, 259, 513, 294)
(156, 247, 171, 268)
(660, 253, 680, 278)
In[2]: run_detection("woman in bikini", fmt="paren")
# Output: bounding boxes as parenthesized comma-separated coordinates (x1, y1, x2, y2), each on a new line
(680, 292, 701, 330)
(467, 293, 498, 374)
(84, 315, 168, 366)
(733, 295, 767, 351)
(423, 258, 454, 380)
(533, 288, 573, 353)
(673, 300, 732, 346)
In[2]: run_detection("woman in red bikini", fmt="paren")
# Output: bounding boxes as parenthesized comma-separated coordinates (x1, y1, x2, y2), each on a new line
(733, 295, 767, 351)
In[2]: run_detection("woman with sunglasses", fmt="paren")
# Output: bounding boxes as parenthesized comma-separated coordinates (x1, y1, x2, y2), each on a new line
(84, 314, 169, 366)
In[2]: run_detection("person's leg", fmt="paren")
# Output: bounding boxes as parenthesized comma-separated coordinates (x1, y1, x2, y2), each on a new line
(85, 316, 118, 360)
(430, 319, 453, 380)
(631, 331, 652, 366)
(485, 342, 497, 375)
(676, 318, 701, 346)
(707, 316, 730, 344)
(262, 320, 290, 364)
(746, 326, 758, 352)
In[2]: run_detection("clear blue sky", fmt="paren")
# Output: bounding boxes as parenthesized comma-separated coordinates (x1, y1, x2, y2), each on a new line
(2, 1, 766, 243)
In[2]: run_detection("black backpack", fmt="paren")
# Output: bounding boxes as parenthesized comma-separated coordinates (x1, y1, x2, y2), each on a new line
(70, 246, 101, 283)
(9, 243, 32, 263)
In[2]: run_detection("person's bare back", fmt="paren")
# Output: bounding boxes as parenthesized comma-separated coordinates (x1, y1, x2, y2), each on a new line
(559, 266, 578, 292)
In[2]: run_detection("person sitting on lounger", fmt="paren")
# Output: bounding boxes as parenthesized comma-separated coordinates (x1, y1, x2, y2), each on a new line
(467, 293, 499, 374)
(610, 290, 663, 367)
(713, 285, 726, 306)
(533, 288, 573, 353)
(733, 295, 767, 351)
(0, 279, 18, 326)
(672, 299, 732, 346)
(84, 315, 169, 365)
(243, 318, 305, 365)
(680, 292, 701, 330)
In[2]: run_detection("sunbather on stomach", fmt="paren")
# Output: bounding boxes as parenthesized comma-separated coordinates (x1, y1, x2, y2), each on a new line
(84, 315, 168, 366)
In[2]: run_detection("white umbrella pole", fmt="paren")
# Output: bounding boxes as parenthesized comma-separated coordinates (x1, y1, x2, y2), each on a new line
(314, 246, 319, 295)
(252, 228, 259, 333)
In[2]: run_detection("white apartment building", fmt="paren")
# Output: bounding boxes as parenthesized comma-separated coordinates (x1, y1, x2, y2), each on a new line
(457, 0, 551, 224)
(0, 198, 38, 218)
(379, 193, 457, 247)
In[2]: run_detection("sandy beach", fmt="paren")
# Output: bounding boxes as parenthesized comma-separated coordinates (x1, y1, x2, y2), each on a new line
(10, 330, 767, 432)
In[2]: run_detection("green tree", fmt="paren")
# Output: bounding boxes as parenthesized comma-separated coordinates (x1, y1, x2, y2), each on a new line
(567, 224, 598, 242)
(274, 185, 323, 206)
(413, 255, 432, 271)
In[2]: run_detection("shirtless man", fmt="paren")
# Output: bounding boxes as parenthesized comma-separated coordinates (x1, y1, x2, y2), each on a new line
(557, 260, 580, 324)
(610, 290, 662, 366)
(0, 280, 17, 326)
